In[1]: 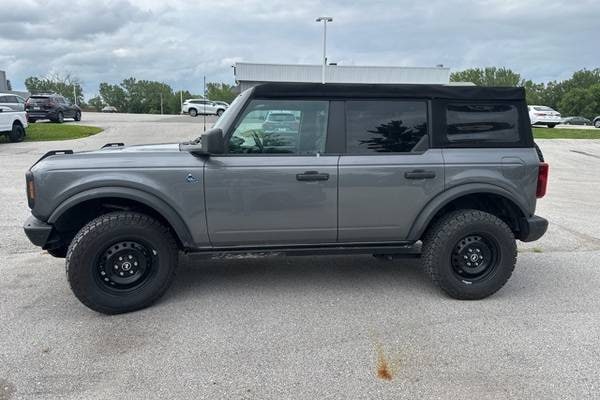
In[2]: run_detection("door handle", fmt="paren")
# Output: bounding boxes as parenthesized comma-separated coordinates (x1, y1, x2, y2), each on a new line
(296, 171, 330, 181)
(405, 170, 436, 179)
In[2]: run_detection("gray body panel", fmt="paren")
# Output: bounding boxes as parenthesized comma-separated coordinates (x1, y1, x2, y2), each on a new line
(31, 144, 210, 247)
(338, 150, 445, 241)
(204, 155, 338, 246)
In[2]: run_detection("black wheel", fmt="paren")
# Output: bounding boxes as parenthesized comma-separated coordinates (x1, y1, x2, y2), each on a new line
(216, 109, 224, 117)
(66, 212, 179, 314)
(54, 112, 64, 123)
(547, 124, 556, 128)
(74, 111, 81, 121)
(47, 247, 68, 258)
(8, 123, 25, 142)
(421, 209, 517, 300)
(595, 120, 600, 129)
(189, 108, 198, 117)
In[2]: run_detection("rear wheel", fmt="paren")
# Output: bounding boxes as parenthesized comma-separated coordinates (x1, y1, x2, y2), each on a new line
(66, 212, 179, 314)
(216, 109, 224, 117)
(189, 108, 198, 117)
(547, 124, 556, 128)
(595, 120, 600, 128)
(74, 111, 81, 121)
(54, 112, 64, 123)
(8, 123, 25, 142)
(421, 209, 517, 300)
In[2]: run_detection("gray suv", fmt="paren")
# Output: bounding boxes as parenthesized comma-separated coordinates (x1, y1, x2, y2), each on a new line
(23, 83, 549, 314)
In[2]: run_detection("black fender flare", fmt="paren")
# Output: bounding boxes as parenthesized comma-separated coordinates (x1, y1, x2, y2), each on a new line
(407, 183, 529, 241)
(47, 186, 194, 248)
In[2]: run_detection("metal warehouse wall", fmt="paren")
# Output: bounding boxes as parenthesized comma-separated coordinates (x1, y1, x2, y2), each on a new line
(235, 62, 451, 86)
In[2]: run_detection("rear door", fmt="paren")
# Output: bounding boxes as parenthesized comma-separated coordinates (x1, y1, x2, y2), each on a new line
(338, 100, 445, 242)
(204, 98, 338, 246)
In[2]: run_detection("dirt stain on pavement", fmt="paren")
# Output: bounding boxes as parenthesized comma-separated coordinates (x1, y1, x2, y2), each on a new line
(0, 379, 15, 400)
(375, 342, 397, 381)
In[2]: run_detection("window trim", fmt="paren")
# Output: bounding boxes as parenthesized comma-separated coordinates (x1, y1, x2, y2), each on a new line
(432, 99, 533, 148)
(342, 98, 431, 156)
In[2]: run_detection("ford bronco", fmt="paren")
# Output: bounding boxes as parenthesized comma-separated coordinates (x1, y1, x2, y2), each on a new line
(23, 83, 548, 314)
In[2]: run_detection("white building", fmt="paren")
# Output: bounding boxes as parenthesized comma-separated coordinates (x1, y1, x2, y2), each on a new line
(234, 62, 451, 91)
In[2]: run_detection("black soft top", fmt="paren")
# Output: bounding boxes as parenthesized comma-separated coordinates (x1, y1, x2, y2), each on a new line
(252, 82, 525, 101)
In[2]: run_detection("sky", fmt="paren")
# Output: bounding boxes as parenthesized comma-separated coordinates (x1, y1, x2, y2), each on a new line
(1, 0, 599, 98)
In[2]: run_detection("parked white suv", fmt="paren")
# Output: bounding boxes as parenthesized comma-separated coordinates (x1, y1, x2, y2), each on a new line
(0, 93, 26, 111)
(182, 99, 227, 117)
(0, 106, 28, 142)
(528, 105, 561, 128)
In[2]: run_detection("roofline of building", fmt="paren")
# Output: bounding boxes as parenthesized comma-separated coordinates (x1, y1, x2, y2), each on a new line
(234, 61, 450, 71)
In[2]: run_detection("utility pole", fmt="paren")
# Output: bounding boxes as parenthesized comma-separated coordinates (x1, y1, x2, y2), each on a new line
(203, 75, 207, 132)
(180, 91, 183, 114)
(160, 92, 163, 115)
(315, 16, 333, 84)
(73, 85, 77, 106)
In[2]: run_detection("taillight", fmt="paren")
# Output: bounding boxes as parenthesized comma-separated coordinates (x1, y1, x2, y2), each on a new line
(25, 171, 35, 208)
(536, 163, 549, 198)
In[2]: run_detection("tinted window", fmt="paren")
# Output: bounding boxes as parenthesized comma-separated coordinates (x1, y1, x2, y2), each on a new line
(229, 100, 328, 155)
(446, 103, 519, 144)
(29, 97, 49, 104)
(0, 96, 9, 103)
(346, 101, 428, 153)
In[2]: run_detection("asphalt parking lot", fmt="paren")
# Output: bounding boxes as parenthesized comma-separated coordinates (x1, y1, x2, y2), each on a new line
(1, 113, 600, 399)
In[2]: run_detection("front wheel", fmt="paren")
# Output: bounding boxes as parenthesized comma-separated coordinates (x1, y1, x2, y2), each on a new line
(66, 212, 179, 314)
(8, 123, 25, 142)
(216, 109, 224, 117)
(54, 112, 64, 123)
(595, 120, 600, 128)
(547, 124, 556, 128)
(74, 111, 81, 121)
(189, 108, 198, 117)
(421, 209, 517, 300)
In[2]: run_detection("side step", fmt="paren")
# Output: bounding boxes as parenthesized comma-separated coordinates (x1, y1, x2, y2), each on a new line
(186, 242, 421, 260)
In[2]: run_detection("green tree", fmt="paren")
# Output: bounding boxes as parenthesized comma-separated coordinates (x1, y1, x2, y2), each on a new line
(88, 96, 104, 112)
(24, 73, 84, 104)
(558, 84, 600, 120)
(99, 83, 127, 112)
(206, 82, 236, 103)
(450, 67, 522, 87)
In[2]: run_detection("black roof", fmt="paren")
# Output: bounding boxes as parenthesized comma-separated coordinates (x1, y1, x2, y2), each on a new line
(252, 82, 525, 100)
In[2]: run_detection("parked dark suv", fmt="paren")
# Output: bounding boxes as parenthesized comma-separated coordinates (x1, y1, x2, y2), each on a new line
(25, 94, 81, 123)
(24, 83, 548, 314)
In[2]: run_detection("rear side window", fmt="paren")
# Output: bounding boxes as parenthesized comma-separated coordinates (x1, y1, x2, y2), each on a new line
(345, 100, 428, 153)
(446, 103, 519, 144)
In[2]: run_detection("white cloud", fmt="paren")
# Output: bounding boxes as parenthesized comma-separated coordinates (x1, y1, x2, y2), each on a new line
(0, 0, 598, 97)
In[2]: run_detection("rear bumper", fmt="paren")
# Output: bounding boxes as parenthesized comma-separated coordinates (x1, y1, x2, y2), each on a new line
(518, 215, 548, 242)
(23, 215, 53, 248)
(27, 110, 58, 120)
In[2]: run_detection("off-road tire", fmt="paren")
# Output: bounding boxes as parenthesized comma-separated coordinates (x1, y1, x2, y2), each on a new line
(421, 209, 517, 300)
(189, 108, 198, 117)
(66, 212, 178, 314)
(8, 123, 25, 142)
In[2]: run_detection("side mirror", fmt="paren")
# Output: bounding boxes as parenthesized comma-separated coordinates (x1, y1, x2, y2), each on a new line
(201, 127, 225, 154)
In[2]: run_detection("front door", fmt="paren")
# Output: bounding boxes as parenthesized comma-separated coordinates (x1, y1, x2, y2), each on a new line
(338, 100, 445, 242)
(204, 98, 337, 247)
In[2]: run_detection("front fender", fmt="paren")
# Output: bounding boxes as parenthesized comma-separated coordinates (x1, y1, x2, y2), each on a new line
(47, 186, 195, 248)
(406, 183, 530, 241)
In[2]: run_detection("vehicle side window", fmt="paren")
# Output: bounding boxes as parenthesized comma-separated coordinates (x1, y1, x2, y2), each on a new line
(16, 96, 25, 104)
(228, 99, 328, 155)
(0, 96, 8, 103)
(345, 100, 428, 153)
(446, 103, 519, 144)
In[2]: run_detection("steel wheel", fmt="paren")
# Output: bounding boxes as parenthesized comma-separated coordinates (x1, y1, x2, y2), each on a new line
(95, 240, 158, 292)
(451, 234, 499, 281)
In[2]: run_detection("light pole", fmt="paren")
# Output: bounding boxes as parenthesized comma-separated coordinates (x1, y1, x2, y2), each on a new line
(315, 16, 332, 84)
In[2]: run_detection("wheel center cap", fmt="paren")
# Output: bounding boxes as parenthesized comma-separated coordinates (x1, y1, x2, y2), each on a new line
(121, 261, 132, 271)
(469, 254, 479, 262)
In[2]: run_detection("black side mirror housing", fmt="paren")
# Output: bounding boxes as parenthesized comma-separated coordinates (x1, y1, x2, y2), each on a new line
(200, 128, 225, 155)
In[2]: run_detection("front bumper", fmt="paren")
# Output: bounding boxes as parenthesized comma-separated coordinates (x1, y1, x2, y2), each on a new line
(518, 215, 548, 242)
(23, 215, 53, 248)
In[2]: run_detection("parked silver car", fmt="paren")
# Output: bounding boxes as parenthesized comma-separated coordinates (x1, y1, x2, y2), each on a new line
(0, 93, 26, 111)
